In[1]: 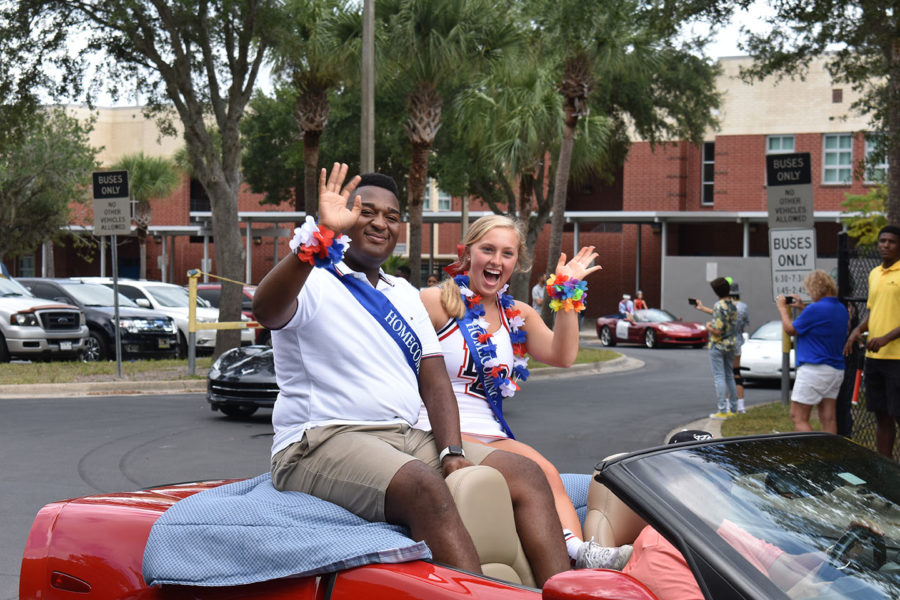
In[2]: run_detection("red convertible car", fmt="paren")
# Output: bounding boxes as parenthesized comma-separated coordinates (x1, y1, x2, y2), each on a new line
(20, 433, 900, 600)
(596, 309, 707, 348)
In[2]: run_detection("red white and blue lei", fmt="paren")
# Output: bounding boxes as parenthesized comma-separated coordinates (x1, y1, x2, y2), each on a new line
(454, 274, 529, 397)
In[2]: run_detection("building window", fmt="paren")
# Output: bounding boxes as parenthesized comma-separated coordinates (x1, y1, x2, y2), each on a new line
(823, 133, 852, 184)
(437, 189, 452, 211)
(701, 142, 715, 205)
(766, 135, 795, 154)
(19, 255, 35, 277)
(832, 89, 843, 103)
(189, 179, 211, 212)
(865, 135, 888, 184)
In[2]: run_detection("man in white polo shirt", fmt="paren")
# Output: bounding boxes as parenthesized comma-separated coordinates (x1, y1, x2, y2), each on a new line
(253, 164, 570, 586)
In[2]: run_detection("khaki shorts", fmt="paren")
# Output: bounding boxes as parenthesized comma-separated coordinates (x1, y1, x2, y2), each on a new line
(271, 423, 495, 522)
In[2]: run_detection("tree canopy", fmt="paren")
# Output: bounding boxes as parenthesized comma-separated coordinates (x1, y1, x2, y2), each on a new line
(731, 0, 900, 224)
(0, 108, 98, 263)
(12, 0, 281, 356)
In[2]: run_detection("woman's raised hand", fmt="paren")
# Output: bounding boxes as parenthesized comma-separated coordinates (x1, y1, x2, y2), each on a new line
(318, 163, 361, 233)
(555, 246, 602, 280)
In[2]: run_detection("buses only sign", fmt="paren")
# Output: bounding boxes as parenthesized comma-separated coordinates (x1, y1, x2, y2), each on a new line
(769, 228, 816, 300)
(766, 152, 813, 230)
(92, 171, 131, 236)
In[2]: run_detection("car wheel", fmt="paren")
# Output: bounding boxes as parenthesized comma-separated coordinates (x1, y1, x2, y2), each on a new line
(599, 326, 616, 346)
(644, 329, 657, 349)
(82, 331, 108, 361)
(0, 333, 9, 362)
(176, 332, 188, 359)
(693, 343, 706, 349)
(219, 404, 259, 419)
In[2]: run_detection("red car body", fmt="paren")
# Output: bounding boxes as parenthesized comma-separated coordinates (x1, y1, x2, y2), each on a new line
(19, 480, 656, 600)
(595, 309, 707, 349)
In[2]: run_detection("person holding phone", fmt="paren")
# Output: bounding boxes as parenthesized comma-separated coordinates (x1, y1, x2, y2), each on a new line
(694, 277, 739, 419)
(777, 270, 849, 434)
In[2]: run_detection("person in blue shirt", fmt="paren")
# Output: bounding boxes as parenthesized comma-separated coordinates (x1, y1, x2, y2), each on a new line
(776, 270, 849, 434)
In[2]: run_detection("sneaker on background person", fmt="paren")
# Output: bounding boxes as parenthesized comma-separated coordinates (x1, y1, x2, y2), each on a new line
(575, 539, 634, 570)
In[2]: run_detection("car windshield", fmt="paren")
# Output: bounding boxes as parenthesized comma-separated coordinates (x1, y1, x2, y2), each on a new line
(0, 277, 33, 297)
(634, 309, 676, 323)
(63, 283, 138, 307)
(751, 321, 784, 341)
(624, 436, 900, 599)
(146, 285, 206, 308)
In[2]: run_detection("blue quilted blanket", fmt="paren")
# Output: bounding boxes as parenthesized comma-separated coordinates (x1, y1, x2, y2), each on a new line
(142, 473, 430, 587)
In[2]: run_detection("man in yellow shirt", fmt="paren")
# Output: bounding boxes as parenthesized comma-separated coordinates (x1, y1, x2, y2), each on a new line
(845, 225, 900, 459)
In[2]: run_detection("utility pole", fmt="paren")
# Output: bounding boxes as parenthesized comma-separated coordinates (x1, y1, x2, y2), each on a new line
(361, 0, 375, 172)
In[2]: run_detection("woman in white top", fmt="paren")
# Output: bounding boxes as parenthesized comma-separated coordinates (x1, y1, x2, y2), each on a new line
(415, 214, 603, 562)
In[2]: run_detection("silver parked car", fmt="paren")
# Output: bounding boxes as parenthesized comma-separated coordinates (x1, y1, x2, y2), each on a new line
(0, 277, 88, 361)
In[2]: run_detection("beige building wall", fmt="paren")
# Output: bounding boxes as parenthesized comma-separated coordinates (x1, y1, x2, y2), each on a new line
(715, 54, 871, 136)
(64, 105, 183, 166)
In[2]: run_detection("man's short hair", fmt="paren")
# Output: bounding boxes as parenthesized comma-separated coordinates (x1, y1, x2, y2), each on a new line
(358, 173, 399, 198)
(710, 277, 731, 298)
(878, 224, 900, 239)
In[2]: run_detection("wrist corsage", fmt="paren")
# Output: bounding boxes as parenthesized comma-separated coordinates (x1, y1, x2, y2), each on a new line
(289, 216, 351, 267)
(546, 274, 588, 312)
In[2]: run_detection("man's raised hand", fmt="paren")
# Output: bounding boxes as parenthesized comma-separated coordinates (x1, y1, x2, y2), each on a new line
(318, 163, 362, 233)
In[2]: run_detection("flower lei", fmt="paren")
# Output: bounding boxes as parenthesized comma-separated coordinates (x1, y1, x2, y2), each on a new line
(289, 216, 351, 267)
(545, 273, 588, 312)
(454, 274, 529, 397)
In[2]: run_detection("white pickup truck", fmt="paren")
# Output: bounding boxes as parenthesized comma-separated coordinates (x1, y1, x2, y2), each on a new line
(0, 276, 88, 361)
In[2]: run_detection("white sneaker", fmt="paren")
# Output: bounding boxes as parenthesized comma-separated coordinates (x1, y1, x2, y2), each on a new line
(575, 539, 633, 570)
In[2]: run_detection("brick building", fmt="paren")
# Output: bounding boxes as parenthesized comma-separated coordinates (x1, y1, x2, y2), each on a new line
(4, 55, 877, 330)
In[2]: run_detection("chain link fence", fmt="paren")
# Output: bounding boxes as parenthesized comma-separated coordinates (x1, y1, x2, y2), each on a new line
(837, 232, 900, 460)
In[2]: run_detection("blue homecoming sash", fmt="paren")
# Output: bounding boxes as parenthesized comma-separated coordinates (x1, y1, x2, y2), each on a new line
(325, 265, 422, 378)
(455, 313, 516, 439)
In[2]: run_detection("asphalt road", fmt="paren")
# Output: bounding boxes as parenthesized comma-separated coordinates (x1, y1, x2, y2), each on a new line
(0, 344, 784, 600)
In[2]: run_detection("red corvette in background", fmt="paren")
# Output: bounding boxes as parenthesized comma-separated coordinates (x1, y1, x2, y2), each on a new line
(596, 309, 707, 349)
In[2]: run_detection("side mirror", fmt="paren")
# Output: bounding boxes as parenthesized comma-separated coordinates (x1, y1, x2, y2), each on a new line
(136, 298, 152, 308)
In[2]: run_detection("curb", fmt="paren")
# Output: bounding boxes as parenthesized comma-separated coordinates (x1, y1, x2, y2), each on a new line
(665, 416, 724, 443)
(528, 355, 644, 380)
(0, 379, 207, 399)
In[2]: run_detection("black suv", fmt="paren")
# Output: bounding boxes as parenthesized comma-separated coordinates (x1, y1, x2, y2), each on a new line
(18, 278, 179, 361)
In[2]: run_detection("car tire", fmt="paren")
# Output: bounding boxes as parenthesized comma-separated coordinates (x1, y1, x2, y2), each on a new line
(176, 331, 188, 359)
(693, 343, 706, 349)
(599, 326, 616, 346)
(644, 329, 657, 349)
(218, 404, 259, 419)
(83, 331, 108, 362)
(0, 333, 9, 362)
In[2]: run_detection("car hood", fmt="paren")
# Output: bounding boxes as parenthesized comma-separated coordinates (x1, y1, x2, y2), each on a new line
(0, 297, 78, 312)
(213, 346, 275, 382)
(88, 306, 172, 320)
(656, 321, 704, 331)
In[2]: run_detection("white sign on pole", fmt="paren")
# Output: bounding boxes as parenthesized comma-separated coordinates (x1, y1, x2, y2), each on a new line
(766, 153, 814, 230)
(92, 171, 132, 236)
(769, 228, 816, 300)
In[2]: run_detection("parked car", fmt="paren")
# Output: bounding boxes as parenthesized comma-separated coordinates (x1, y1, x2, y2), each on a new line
(0, 276, 88, 362)
(596, 308, 708, 348)
(20, 432, 900, 599)
(207, 344, 278, 417)
(17, 278, 179, 361)
(193, 282, 268, 344)
(740, 320, 797, 381)
(75, 278, 254, 357)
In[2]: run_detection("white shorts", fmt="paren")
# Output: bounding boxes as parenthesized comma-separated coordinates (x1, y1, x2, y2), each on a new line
(791, 363, 844, 406)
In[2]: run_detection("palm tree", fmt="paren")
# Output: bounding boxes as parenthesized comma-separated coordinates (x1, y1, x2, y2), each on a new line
(454, 45, 611, 299)
(530, 0, 720, 324)
(381, 0, 519, 286)
(271, 0, 358, 217)
(111, 153, 181, 280)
